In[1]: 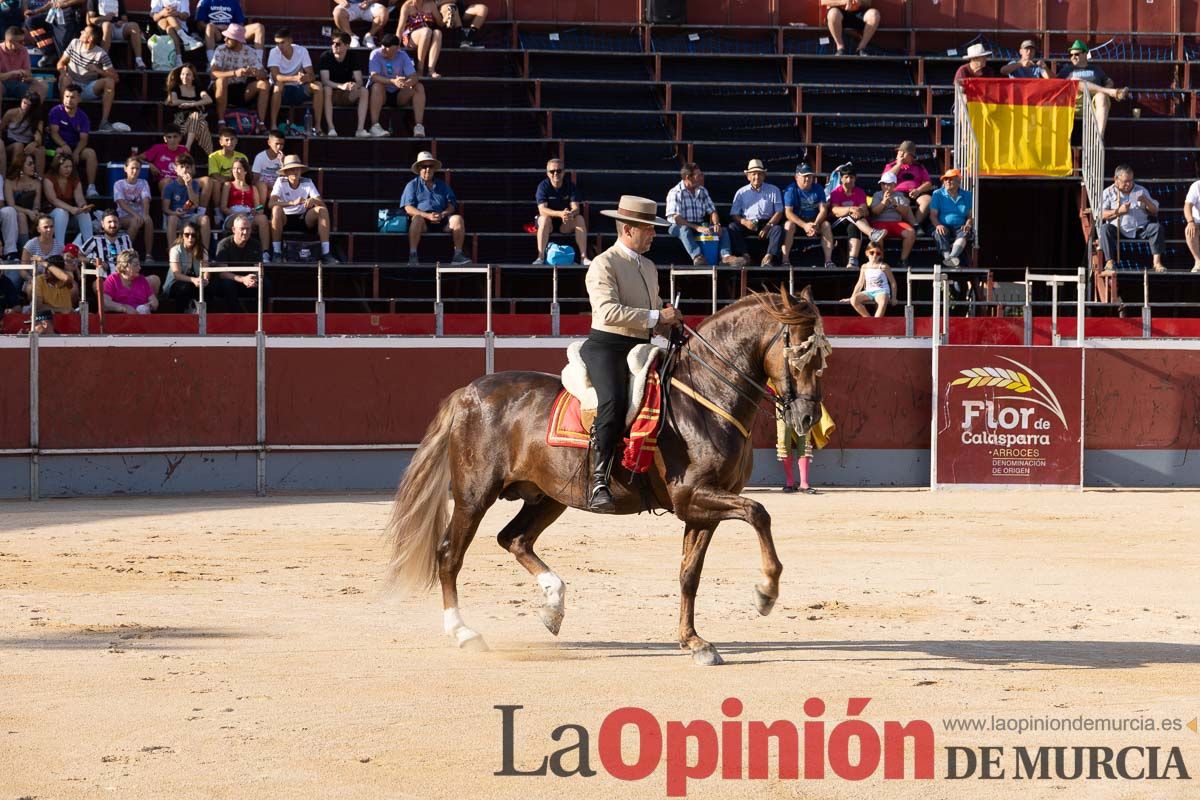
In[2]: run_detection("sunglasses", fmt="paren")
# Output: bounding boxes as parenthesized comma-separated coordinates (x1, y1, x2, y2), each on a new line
(547, 169, 563, 174)
(183, 232, 196, 237)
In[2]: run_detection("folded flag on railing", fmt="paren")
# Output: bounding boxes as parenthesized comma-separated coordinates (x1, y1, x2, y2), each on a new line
(961, 78, 1076, 177)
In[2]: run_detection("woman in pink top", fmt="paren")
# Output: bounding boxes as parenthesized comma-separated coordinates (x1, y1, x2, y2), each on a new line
(881, 140, 935, 224)
(103, 250, 160, 314)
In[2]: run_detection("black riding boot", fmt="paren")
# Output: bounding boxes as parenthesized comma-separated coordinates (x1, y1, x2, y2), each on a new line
(588, 441, 617, 514)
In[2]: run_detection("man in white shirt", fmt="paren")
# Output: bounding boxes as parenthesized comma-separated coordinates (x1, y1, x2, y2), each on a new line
(1183, 179, 1200, 273)
(269, 155, 335, 264)
(251, 130, 285, 186)
(57, 24, 121, 132)
(1100, 164, 1163, 274)
(267, 27, 322, 134)
(150, 0, 204, 59)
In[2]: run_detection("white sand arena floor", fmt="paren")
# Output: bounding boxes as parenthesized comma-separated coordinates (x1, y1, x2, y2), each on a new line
(0, 489, 1197, 799)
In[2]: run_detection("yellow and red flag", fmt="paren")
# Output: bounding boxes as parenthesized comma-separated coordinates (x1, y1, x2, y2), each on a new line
(961, 78, 1076, 177)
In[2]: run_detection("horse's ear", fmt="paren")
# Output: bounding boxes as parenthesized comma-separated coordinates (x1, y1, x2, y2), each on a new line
(798, 285, 814, 304)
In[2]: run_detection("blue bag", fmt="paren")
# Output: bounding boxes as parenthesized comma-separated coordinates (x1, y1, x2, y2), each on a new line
(545, 243, 575, 265)
(377, 209, 409, 233)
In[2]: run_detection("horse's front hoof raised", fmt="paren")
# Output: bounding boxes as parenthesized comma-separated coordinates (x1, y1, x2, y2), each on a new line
(691, 644, 724, 666)
(538, 605, 564, 636)
(753, 585, 777, 616)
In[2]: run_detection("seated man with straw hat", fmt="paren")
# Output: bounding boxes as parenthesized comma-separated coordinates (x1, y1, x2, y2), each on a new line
(402, 150, 469, 265)
(580, 195, 679, 513)
(728, 158, 784, 267)
(954, 43, 998, 82)
(268, 154, 337, 264)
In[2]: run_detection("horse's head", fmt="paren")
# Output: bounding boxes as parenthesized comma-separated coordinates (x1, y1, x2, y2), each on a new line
(757, 286, 832, 437)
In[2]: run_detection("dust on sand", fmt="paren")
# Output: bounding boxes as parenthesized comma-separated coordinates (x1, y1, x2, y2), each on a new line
(1, 490, 1197, 799)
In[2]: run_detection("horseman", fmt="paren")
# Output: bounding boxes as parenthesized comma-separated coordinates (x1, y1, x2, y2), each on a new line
(581, 195, 680, 513)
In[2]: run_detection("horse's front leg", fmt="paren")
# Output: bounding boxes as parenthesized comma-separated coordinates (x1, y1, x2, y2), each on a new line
(679, 523, 722, 665)
(677, 485, 783, 618)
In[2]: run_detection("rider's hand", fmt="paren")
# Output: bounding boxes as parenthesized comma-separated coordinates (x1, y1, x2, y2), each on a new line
(659, 305, 682, 327)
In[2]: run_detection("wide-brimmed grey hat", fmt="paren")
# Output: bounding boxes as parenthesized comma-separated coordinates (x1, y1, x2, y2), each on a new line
(411, 151, 442, 174)
(600, 195, 670, 227)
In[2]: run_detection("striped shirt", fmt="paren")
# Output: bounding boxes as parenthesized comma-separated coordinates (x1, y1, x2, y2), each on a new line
(665, 180, 715, 225)
(83, 232, 135, 275)
(62, 40, 113, 84)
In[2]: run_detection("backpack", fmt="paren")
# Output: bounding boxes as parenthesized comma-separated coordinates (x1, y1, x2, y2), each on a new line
(377, 209, 408, 233)
(148, 34, 177, 71)
(545, 243, 575, 265)
(223, 110, 260, 136)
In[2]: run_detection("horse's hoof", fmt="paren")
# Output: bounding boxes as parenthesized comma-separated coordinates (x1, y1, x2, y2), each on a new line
(691, 644, 724, 667)
(753, 586, 777, 616)
(538, 605, 563, 636)
(457, 632, 489, 652)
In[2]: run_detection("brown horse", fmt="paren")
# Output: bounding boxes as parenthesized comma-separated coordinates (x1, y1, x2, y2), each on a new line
(385, 287, 831, 665)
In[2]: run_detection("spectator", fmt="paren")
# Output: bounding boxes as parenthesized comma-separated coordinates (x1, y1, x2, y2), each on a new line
(954, 43, 997, 82)
(26, 254, 77, 310)
(822, 0, 880, 57)
(402, 150, 468, 265)
(27, 0, 87, 64)
(1183, 177, 1200, 272)
(210, 23, 269, 125)
(845, 241, 896, 317)
(333, 0, 388, 50)
(367, 33, 426, 138)
(928, 168, 973, 268)
(164, 63, 213, 154)
(43, 153, 94, 248)
(250, 129, 284, 185)
(318, 32, 370, 137)
(436, 0, 486, 49)
(396, 0, 441, 77)
(869, 171, 916, 268)
(212, 212, 266, 310)
(533, 157, 589, 265)
(47, 85, 99, 197)
(207, 126, 247, 198)
(5, 152, 41, 240)
(143, 123, 189, 193)
(102, 248, 158, 313)
(0, 159, 17, 262)
(1057, 40, 1128, 136)
(86, 0, 146, 68)
(0, 26, 48, 101)
(149, 0, 204, 60)
(0, 92, 46, 178)
(268, 154, 336, 264)
(220, 156, 270, 260)
(781, 163, 834, 268)
(165, 218, 206, 310)
(82, 208, 134, 276)
(728, 158, 784, 267)
(1100, 164, 1162, 273)
(195, 0, 264, 59)
(162, 153, 210, 248)
(881, 140, 935, 224)
(665, 161, 743, 267)
(57, 24, 123, 133)
(828, 165, 884, 269)
(1001, 39, 1050, 78)
(267, 27, 323, 135)
(21, 214, 62, 268)
(112, 154, 155, 261)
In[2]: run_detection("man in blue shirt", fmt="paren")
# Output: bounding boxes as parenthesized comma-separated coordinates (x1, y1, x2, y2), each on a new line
(534, 158, 589, 265)
(728, 158, 784, 266)
(401, 150, 469, 265)
(367, 33, 426, 138)
(781, 163, 834, 268)
(1000, 40, 1049, 79)
(928, 168, 974, 268)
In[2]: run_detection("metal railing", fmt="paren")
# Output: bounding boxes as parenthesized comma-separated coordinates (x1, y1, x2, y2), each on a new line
(1080, 83, 1106, 236)
(952, 83, 981, 242)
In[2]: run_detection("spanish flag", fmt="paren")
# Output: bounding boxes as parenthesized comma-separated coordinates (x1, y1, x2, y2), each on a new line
(961, 78, 1076, 177)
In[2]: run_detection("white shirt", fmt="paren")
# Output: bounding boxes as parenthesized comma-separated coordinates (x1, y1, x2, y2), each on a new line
(267, 45, 312, 82)
(252, 150, 283, 185)
(270, 176, 320, 215)
(1186, 180, 1200, 223)
(150, 0, 190, 16)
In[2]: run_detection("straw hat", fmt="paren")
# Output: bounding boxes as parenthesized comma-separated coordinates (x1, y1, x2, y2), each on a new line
(278, 154, 308, 174)
(600, 195, 670, 227)
(411, 151, 442, 173)
(962, 43, 992, 59)
(744, 158, 767, 174)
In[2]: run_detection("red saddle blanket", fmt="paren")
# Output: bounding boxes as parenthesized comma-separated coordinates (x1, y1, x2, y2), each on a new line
(545, 359, 663, 474)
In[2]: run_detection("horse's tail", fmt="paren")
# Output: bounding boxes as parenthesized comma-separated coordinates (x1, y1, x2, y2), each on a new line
(385, 388, 464, 591)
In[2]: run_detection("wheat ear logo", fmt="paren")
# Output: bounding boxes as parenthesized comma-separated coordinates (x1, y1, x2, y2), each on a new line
(949, 356, 1068, 428)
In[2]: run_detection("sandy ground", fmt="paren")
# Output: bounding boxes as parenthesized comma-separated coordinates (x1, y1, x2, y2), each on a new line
(0, 489, 1198, 799)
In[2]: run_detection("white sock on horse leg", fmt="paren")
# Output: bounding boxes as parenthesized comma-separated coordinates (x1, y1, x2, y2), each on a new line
(536, 571, 565, 610)
(443, 606, 480, 644)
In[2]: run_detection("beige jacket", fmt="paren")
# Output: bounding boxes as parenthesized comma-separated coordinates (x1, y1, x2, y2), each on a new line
(585, 243, 662, 338)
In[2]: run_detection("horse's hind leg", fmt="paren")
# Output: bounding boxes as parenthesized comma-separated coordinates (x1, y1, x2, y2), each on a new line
(679, 522, 722, 666)
(497, 499, 568, 635)
(440, 503, 490, 650)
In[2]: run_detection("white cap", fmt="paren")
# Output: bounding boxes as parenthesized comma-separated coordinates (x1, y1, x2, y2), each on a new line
(879, 172, 898, 185)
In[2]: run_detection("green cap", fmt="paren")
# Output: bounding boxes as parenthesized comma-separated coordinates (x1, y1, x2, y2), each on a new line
(1069, 39, 1088, 53)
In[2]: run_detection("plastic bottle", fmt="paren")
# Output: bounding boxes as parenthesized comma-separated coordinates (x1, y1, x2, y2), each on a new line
(303, 108, 313, 137)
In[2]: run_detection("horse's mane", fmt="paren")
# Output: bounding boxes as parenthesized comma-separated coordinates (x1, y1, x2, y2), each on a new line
(749, 287, 819, 328)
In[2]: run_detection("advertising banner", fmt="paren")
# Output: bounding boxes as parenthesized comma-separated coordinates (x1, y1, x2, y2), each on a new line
(935, 346, 1083, 487)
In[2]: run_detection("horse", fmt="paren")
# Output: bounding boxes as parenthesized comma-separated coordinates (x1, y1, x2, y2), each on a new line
(385, 287, 831, 665)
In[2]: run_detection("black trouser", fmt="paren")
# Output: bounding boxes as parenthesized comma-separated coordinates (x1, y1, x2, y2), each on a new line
(579, 328, 647, 459)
